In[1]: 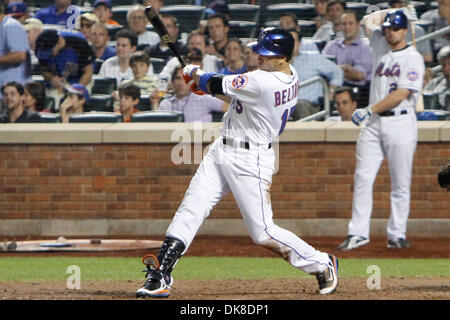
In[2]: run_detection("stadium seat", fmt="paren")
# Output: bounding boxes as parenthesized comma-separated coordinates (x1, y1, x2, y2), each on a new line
(264, 3, 316, 22)
(346, 2, 370, 21)
(110, 0, 137, 6)
(422, 91, 439, 109)
(415, 19, 434, 33)
(32, 63, 41, 76)
(211, 111, 224, 122)
(417, 110, 449, 121)
(377, 1, 428, 17)
(150, 58, 166, 74)
(32, 75, 45, 86)
(298, 20, 317, 38)
(107, 25, 124, 41)
(228, 4, 260, 23)
(91, 77, 117, 95)
(159, 5, 205, 35)
(137, 95, 152, 112)
(130, 110, 184, 122)
(228, 21, 258, 39)
(85, 94, 114, 112)
(45, 97, 56, 113)
(111, 6, 130, 27)
(38, 112, 61, 123)
(69, 112, 123, 123)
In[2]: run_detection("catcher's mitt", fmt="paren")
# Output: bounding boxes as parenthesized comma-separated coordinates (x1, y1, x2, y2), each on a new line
(438, 161, 450, 191)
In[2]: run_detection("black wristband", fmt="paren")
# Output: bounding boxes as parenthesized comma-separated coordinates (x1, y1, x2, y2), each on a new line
(209, 74, 225, 95)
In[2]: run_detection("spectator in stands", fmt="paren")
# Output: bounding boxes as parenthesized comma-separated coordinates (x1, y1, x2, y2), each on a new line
(145, 14, 188, 62)
(421, 0, 450, 56)
(35, 29, 94, 110)
(6, 1, 28, 23)
(117, 82, 140, 122)
(206, 13, 229, 60)
(127, 5, 159, 48)
(0, 81, 40, 123)
(159, 30, 223, 82)
(313, 0, 346, 43)
(326, 86, 357, 122)
(92, 0, 119, 26)
(59, 83, 89, 123)
(34, 0, 74, 27)
(0, 2, 30, 98)
(204, 0, 230, 21)
(388, 0, 433, 63)
(77, 13, 99, 44)
(199, 0, 230, 34)
(243, 42, 258, 72)
(23, 18, 43, 66)
(279, 12, 320, 52)
(424, 45, 450, 110)
(279, 12, 300, 32)
(313, 0, 329, 30)
(99, 29, 154, 87)
(143, 0, 164, 14)
(322, 11, 373, 88)
(158, 66, 227, 122)
(114, 50, 157, 110)
(24, 81, 48, 112)
(91, 23, 115, 74)
(219, 38, 247, 75)
(289, 29, 343, 120)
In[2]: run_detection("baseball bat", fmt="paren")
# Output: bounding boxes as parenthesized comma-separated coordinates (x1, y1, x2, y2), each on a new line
(408, 5, 424, 113)
(144, 6, 186, 68)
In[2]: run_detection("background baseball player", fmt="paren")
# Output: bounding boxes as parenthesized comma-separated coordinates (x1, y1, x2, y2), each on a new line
(338, 10, 425, 251)
(136, 28, 338, 298)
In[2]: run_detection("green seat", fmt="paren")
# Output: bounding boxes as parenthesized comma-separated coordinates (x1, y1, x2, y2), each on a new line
(130, 110, 184, 122)
(69, 112, 123, 123)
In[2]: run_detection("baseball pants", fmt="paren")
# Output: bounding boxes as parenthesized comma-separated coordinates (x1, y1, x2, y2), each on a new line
(166, 137, 330, 274)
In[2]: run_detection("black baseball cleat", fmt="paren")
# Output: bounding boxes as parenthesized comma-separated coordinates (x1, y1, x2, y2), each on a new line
(338, 235, 370, 251)
(314, 254, 339, 295)
(136, 254, 171, 298)
(387, 238, 411, 249)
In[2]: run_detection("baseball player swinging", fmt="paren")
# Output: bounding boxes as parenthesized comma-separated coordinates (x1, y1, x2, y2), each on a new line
(338, 9, 425, 251)
(136, 28, 339, 298)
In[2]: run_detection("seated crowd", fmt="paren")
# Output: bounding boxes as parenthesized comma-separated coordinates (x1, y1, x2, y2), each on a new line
(0, 0, 448, 124)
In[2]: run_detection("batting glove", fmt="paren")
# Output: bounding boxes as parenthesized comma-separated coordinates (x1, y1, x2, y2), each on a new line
(183, 64, 200, 80)
(351, 106, 373, 126)
(403, 5, 418, 21)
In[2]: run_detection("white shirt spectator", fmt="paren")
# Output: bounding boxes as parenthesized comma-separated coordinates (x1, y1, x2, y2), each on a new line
(99, 56, 154, 87)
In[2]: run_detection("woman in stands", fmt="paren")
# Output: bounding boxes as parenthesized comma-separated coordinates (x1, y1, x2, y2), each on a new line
(24, 81, 49, 113)
(218, 38, 247, 75)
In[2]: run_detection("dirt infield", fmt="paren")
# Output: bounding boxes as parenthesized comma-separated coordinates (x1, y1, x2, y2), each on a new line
(0, 236, 449, 300)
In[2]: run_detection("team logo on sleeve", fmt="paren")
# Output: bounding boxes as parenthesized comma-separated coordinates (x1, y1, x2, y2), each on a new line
(231, 75, 248, 89)
(407, 69, 419, 81)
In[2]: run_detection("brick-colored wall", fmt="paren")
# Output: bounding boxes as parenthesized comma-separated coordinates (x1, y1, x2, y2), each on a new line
(1, 142, 449, 221)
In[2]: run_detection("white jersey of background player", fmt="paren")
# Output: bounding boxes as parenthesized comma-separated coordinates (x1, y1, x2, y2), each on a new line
(338, 10, 424, 251)
(136, 28, 339, 299)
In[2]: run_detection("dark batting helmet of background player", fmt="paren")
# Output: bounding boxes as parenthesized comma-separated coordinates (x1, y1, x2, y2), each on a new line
(382, 10, 408, 35)
(247, 27, 295, 61)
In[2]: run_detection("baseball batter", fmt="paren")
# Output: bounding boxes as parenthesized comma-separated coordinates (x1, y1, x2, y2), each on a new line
(136, 28, 339, 298)
(338, 10, 424, 251)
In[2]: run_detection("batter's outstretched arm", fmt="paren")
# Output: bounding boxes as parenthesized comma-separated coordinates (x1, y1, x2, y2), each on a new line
(190, 67, 231, 103)
(369, 88, 412, 114)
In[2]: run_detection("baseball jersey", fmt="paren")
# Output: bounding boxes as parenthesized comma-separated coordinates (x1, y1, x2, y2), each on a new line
(369, 28, 425, 111)
(221, 66, 299, 145)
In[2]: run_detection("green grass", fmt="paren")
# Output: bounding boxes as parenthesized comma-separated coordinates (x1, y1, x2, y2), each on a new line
(0, 257, 448, 282)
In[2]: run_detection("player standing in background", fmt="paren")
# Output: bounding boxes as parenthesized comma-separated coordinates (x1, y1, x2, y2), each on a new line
(338, 10, 424, 251)
(136, 28, 339, 298)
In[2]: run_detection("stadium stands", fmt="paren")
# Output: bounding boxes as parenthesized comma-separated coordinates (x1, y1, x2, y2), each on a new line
(69, 111, 123, 123)
(130, 110, 184, 122)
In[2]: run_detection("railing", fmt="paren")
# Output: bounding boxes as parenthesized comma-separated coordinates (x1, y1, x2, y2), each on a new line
(296, 76, 331, 122)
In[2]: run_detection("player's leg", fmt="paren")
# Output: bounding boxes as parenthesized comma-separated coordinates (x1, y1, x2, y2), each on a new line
(345, 120, 385, 244)
(384, 114, 417, 247)
(220, 147, 337, 294)
(137, 140, 230, 298)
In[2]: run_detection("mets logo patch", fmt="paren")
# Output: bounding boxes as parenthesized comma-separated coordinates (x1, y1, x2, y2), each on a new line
(407, 69, 419, 81)
(231, 75, 248, 89)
